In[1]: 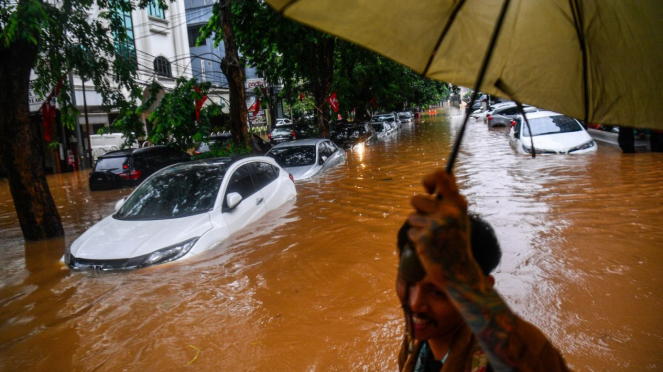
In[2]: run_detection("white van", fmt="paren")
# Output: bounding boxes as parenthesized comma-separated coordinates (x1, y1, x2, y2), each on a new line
(90, 133, 138, 161)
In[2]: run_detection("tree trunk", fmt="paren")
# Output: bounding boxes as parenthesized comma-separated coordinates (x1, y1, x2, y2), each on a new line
(310, 37, 335, 138)
(0, 39, 65, 240)
(219, 0, 249, 147)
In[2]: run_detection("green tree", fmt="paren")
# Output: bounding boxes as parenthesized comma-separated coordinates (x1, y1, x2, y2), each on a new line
(198, 0, 250, 147)
(229, 0, 335, 136)
(147, 77, 221, 151)
(0, 0, 152, 240)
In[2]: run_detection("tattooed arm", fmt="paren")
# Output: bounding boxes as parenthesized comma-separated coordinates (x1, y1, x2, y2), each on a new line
(406, 170, 567, 372)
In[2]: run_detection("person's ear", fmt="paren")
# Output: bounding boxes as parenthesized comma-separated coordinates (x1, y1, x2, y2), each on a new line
(487, 275, 495, 288)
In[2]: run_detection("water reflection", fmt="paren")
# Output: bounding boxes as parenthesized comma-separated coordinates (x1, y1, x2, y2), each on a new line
(0, 109, 662, 370)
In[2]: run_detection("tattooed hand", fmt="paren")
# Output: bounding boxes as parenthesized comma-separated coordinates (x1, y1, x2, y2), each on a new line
(406, 170, 486, 289)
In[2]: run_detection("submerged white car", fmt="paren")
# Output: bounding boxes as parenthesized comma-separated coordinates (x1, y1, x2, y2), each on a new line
(509, 111, 597, 155)
(65, 157, 296, 271)
(265, 138, 346, 180)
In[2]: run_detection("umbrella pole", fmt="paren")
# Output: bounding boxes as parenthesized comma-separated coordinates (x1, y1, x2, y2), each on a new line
(446, 0, 512, 174)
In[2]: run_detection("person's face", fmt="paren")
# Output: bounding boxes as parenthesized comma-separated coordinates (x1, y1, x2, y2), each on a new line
(395, 273, 465, 342)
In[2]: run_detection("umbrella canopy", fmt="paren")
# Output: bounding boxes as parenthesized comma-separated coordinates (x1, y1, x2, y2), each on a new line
(265, 0, 663, 129)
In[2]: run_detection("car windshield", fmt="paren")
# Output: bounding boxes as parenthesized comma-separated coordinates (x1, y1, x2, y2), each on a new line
(95, 156, 128, 171)
(331, 126, 363, 140)
(267, 146, 316, 167)
(522, 115, 582, 137)
(271, 127, 293, 135)
(114, 163, 228, 220)
(373, 115, 392, 122)
(372, 123, 386, 132)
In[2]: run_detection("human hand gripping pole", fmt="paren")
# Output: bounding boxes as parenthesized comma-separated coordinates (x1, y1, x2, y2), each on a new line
(399, 171, 517, 372)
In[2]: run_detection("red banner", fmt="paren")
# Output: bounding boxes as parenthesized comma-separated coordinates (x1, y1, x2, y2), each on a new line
(249, 99, 261, 116)
(328, 91, 339, 113)
(299, 92, 305, 102)
(194, 86, 208, 122)
(41, 76, 66, 142)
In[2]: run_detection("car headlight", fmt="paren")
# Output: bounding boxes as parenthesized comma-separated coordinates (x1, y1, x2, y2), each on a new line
(140, 237, 199, 267)
(568, 140, 596, 153)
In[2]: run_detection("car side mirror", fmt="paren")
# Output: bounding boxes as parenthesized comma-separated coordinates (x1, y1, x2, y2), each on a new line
(114, 197, 126, 212)
(319, 155, 328, 165)
(226, 192, 243, 209)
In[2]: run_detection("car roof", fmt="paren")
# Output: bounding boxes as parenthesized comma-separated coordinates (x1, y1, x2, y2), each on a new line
(269, 138, 328, 148)
(99, 145, 172, 158)
(522, 110, 567, 119)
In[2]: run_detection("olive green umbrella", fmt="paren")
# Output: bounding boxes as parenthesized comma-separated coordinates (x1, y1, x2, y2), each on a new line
(265, 0, 663, 130)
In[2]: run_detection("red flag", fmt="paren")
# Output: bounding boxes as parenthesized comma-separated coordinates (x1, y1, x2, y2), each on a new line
(369, 97, 376, 110)
(41, 75, 66, 142)
(299, 92, 305, 102)
(328, 91, 339, 113)
(249, 99, 261, 116)
(194, 86, 208, 122)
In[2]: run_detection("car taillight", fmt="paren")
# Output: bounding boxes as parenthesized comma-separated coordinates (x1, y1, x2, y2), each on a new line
(511, 120, 516, 127)
(291, 130, 296, 140)
(119, 170, 142, 180)
(289, 174, 294, 182)
(123, 164, 128, 170)
(268, 133, 271, 140)
(487, 116, 493, 121)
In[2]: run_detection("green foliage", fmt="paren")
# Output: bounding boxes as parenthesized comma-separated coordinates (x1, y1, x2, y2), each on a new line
(192, 142, 253, 160)
(1, 0, 149, 130)
(148, 77, 220, 152)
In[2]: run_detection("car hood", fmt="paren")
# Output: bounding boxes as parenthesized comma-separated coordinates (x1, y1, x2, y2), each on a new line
(70, 213, 213, 260)
(526, 131, 593, 152)
(283, 164, 320, 180)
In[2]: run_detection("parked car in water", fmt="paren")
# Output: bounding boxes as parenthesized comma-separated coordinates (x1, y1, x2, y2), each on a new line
(509, 111, 598, 155)
(194, 133, 233, 154)
(398, 111, 413, 124)
(265, 139, 346, 180)
(67, 157, 297, 270)
(276, 118, 293, 126)
(267, 124, 312, 145)
(372, 112, 401, 130)
(371, 121, 395, 138)
(478, 101, 516, 123)
(330, 122, 378, 149)
(488, 105, 547, 127)
(88, 146, 191, 191)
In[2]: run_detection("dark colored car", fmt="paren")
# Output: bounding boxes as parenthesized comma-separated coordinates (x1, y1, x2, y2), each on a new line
(330, 122, 378, 149)
(267, 124, 312, 145)
(89, 146, 191, 191)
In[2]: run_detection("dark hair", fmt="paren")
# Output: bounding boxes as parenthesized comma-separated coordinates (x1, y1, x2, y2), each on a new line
(397, 213, 501, 276)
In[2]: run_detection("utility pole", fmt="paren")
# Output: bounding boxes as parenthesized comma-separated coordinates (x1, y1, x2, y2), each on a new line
(82, 79, 93, 167)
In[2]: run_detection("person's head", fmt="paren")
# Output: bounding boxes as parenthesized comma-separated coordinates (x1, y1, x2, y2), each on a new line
(395, 213, 502, 342)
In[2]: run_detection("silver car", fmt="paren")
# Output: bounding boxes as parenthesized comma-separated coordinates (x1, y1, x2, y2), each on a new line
(265, 139, 346, 180)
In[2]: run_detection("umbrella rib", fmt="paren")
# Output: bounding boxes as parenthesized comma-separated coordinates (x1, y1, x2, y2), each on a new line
(569, 0, 589, 126)
(422, 0, 468, 77)
(447, 0, 512, 174)
(279, 0, 301, 15)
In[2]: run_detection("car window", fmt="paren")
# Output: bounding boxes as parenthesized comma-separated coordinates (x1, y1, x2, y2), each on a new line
(266, 146, 316, 167)
(271, 127, 293, 135)
(325, 141, 338, 153)
(319, 142, 333, 158)
(372, 123, 385, 132)
(523, 115, 582, 137)
(94, 156, 128, 171)
(500, 107, 519, 116)
(146, 150, 165, 166)
(250, 162, 279, 190)
(224, 164, 257, 207)
(114, 163, 228, 220)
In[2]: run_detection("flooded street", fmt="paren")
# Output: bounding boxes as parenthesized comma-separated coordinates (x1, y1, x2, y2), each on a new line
(1, 108, 662, 371)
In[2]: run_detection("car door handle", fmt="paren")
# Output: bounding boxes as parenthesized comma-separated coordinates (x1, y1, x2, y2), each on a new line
(256, 197, 264, 205)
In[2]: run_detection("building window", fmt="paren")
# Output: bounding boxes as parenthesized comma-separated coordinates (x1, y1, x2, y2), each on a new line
(154, 56, 172, 77)
(187, 25, 206, 47)
(113, 10, 137, 64)
(147, 0, 165, 19)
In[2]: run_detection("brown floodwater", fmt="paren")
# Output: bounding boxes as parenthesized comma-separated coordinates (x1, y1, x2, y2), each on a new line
(1, 108, 662, 371)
